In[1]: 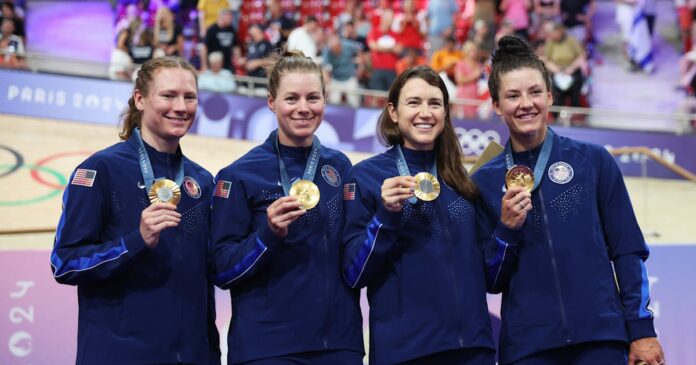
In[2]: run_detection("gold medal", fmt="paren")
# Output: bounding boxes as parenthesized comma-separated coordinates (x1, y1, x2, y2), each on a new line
(505, 165, 534, 192)
(413, 172, 440, 201)
(148, 179, 181, 206)
(289, 179, 320, 210)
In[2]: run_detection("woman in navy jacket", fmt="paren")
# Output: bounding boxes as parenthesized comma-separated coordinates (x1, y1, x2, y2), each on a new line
(472, 36, 665, 365)
(210, 50, 364, 365)
(51, 57, 220, 364)
(342, 66, 495, 365)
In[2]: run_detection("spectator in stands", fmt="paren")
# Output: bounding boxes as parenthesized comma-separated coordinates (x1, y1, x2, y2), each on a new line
(265, 0, 294, 48)
(392, 0, 427, 55)
(202, 9, 238, 73)
(199, 51, 236, 93)
(501, 0, 533, 40)
(322, 33, 362, 107)
(0, 1, 23, 40)
(287, 15, 320, 62)
(469, 19, 495, 62)
(115, 3, 143, 47)
(154, 6, 184, 57)
(367, 9, 400, 97)
(130, 28, 155, 65)
(0, 17, 24, 68)
(560, 0, 595, 43)
(197, 0, 231, 38)
(542, 22, 588, 108)
(495, 19, 516, 45)
(534, 0, 562, 24)
(430, 36, 463, 81)
(109, 28, 133, 80)
(352, 2, 372, 40)
(240, 23, 273, 78)
(395, 47, 428, 75)
(425, 0, 458, 60)
(454, 41, 484, 118)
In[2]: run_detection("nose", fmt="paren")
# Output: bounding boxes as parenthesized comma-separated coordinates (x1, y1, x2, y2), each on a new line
(296, 98, 310, 113)
(418, 103, 432, 117)
(520, 94, 533, 108)
(172, 96, 187, 112)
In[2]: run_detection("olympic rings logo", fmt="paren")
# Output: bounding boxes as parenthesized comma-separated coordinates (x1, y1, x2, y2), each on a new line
(0, 146, 91, 206)
(455, 127, 501, 156)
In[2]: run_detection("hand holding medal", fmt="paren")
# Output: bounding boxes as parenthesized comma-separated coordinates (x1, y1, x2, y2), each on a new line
(381, 176, 416, 212)
(501, 165, 534, 230)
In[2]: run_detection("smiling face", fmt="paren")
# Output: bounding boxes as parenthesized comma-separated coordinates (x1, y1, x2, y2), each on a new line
(269, 72, 325, 147)
(493, 67, 552, 150)
(388, 77, 446, 151)
(134, 67, 198, 152)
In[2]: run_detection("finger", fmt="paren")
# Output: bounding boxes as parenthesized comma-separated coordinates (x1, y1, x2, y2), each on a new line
(270, 209, 306, 228)
(269, 200, 304, 217)
(144, 213, 181, 227)
(146, 201, 178, 212)
(143, 210, 182, 223)
(149, 220, 180, 234)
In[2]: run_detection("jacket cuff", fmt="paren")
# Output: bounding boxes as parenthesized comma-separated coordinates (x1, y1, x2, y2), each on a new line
(375, 204, 404, 230)
(494, 223, 523, 245)
(626, 318, 657, 341)
(257, 222, 284, 249)
(123, 229, 148, 257)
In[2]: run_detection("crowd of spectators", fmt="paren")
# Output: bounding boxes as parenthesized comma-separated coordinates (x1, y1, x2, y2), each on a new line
(106, 0, 597, 112)
(0, 0, 26, 69)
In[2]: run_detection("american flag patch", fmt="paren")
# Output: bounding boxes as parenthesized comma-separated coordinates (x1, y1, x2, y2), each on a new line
(214, 180, 231, 199)
(343, 183, 356, 201)
(71, 169, 96, 187)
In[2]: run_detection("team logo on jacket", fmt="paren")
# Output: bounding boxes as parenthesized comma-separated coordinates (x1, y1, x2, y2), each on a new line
(183, 176, 202, 199)
(321, 165, 341, 187)
(548, 162, 574, 184)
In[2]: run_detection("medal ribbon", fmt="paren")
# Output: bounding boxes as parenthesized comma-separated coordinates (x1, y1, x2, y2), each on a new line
(504, 127, 555, 192)
(133, 128, 184, 193)
(273, 129, 322, 196)
(395, 144, 437, 204)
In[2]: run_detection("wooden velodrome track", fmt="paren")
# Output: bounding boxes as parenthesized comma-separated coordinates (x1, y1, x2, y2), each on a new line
(1, 113, 695, 250)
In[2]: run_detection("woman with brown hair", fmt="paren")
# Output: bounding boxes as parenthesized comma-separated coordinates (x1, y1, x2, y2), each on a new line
(342, 65, 495, 365)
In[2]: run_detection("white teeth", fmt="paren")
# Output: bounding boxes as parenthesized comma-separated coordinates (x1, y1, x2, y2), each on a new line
(415, 124, 433, 129)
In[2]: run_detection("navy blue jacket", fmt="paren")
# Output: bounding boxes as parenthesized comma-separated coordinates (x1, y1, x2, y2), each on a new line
(343, 147, 495, 365)
(472, 129, 656, 364)
(210, 132, 364, 364)
(51, 136, 220, 365)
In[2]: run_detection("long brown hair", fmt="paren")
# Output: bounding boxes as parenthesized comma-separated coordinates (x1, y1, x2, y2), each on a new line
(378, 66, 478, 200)
(119, 56, 198, 140)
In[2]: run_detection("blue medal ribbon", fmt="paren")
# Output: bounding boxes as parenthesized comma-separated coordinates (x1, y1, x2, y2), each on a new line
(273, 129, 322, 196)
(503, 128, 555, 192)
(395, 144, 437, 204)
(133, 128, 184, 193)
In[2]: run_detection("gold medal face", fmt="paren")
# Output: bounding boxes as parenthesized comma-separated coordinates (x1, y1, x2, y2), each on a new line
(505, 165, 534, 192)
(413, 172, 440, 201)
(148, 179, 181, 206)
(289, 179, 320, 210)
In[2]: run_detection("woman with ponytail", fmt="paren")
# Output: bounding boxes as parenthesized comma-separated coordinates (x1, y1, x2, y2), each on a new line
(210, 49, 364, 365)
(472, 35, 665, 365)
(51, 57, 220, 364)
(342, 65, 496, 365)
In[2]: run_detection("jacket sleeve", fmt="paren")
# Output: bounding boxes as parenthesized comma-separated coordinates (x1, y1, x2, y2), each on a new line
(50, 162, 148, 285)
(209, 170, 283, 290)
(342, 167, 404, 289)
(475, 194, 522, 294)
(595, 148, 656, 341)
